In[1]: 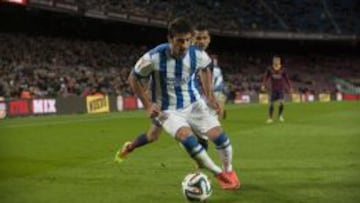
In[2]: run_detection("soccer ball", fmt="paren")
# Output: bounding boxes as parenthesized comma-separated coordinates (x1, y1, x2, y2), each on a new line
(181, 172, 212, 202)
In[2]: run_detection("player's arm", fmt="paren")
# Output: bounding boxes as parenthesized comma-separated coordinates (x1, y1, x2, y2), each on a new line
(128, 54, 159, 118)
(128, 73, 152, 110)
(197, 51, 219, 111)
(199, 68, 214, 99)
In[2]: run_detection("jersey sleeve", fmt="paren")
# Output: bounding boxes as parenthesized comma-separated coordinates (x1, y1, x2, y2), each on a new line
(133, 52, 154, 78)
(196, 50, 212, 70)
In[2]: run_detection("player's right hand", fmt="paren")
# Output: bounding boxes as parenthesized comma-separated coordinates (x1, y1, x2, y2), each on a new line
(147, 103, 160, 118)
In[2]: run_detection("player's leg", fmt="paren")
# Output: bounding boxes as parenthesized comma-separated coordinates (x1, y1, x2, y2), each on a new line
(126, 124, 162, 153)
(197, 136, 208, 151)
(278, 92, 285, 122)
(114, 123, 162, 162)
(267, 102, 274, 123)
(267, 91, 277, 123)
(162, 112, 221, 174)
(175, 126, 234, 189)
(191, 127, 209, 151)
(206, 126, 240, 189)
(175, 127, 222, 174)
(161, 110, 233, 189)
(190, 101, 240, 189)
(190, 128, 209, 169)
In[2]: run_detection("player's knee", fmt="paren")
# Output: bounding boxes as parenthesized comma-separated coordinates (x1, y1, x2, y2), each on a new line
(175, 127, 193, 141)
(206, 126, 223, 141)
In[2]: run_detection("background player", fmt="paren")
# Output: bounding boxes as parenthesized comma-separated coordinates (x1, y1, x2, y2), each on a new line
(124, 17, 240, 189)
(261, 55, 292, 123)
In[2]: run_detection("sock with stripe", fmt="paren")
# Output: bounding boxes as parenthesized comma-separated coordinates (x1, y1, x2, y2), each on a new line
(213, 133, 233, 172)
(181, 135, 222, 174)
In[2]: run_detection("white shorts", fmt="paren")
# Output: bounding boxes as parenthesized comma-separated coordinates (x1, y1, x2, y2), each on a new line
(194, 106, 219, 140)
(161, 100, 220, 139)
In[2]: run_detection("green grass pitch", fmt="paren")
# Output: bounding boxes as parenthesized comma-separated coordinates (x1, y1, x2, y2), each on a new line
(0, 102, 359, 203)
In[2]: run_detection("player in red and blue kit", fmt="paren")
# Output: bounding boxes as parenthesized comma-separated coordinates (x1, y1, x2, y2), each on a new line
(261, 55, 292, 123)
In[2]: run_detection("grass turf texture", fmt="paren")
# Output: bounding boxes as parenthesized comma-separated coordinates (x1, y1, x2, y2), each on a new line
(0, 101, 359, 203)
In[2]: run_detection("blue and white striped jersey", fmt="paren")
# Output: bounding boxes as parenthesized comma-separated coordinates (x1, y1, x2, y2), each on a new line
(133, 43, 212, 111)
(212, 66, 224, 92)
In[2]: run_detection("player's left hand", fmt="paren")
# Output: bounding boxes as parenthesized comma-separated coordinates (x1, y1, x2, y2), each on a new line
(207, 97, 220, 114)
(147, 103, 161, 118)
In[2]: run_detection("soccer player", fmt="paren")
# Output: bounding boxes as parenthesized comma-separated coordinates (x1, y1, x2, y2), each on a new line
(261, 55, 292, 123)
(124, 17, 240, 190)
(115, 24, 221, 160)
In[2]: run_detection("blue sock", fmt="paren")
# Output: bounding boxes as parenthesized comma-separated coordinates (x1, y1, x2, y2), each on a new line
(131, 133, 149, 150)
(213, 133, 230, 149)
(181, 135, 204, 157)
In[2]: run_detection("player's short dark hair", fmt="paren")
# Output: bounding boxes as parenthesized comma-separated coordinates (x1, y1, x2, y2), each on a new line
(168, 17, 193, 38)
(194, 22, 208, 32)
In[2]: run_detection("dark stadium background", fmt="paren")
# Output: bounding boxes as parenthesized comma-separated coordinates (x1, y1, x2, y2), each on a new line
(1, 3, 358, 53)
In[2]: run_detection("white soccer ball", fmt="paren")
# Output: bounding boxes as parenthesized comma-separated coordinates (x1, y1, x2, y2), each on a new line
(181, 172, 212, 202)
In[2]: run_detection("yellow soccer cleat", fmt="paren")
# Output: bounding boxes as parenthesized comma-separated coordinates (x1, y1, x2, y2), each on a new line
(114, 141, 133, 163)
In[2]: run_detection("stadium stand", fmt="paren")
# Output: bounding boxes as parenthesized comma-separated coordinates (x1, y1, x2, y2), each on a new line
(0, 32, 358, 99)
(0, 1, 358, 100)
(80, 0, 359, 34)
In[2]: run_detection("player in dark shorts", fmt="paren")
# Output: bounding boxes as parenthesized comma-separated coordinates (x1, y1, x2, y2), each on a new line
(261, 55, 292, 123)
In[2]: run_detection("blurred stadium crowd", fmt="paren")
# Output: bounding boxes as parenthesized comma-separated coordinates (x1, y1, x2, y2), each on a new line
(0, 33, 358, 100)
(82, 0, 358, 34)
(0, 1, 358, 100)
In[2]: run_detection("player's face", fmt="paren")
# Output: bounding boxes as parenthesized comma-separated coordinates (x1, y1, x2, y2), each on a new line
(168, 33, 192, 57)
(272, 57, 282, 71)
(193, 30, 210, 50)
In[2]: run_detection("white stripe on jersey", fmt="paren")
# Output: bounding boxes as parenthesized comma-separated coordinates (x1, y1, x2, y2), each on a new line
(165, 59, 177, 108)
